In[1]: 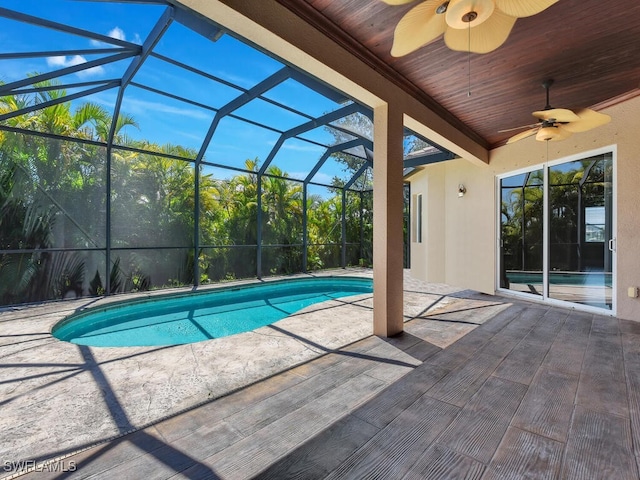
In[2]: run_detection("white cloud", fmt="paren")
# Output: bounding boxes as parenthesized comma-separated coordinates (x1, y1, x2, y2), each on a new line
(107, 27, 126, 41)
(47, 55, 82, 68)
(90, 26, 132, 46)
(76, 66, 106, 78)
(212, 71, 261, 90)
(174, 130, 206, 142)
(279, 142, 325, 154)
(47, 26, 129, 78)
(46, 55, 105, 78)
(122, 97, 211, 121)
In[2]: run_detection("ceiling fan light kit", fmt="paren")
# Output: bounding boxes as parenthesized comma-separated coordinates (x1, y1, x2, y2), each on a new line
(535, 125, 570, 142)
(386, 0, 559, 57)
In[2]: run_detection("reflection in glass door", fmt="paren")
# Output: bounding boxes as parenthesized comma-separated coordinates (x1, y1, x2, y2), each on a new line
(499, 151, 614, 312)
(500, 169, 544, 296)
(548, 153, 613, 309)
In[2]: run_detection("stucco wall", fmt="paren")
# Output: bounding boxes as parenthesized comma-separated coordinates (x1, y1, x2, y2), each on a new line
(409, 158, 495, 293)
(408, 165, 446, 283)
(410, 95, 640, 321)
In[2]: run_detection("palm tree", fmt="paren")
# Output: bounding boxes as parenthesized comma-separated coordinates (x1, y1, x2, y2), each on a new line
(260, 166, 303, 274)
(0, 80, 139, 303)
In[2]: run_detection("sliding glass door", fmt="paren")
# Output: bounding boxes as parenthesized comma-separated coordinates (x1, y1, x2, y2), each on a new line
(548, 154, 613, 309)
(500, 169, 544, 296)
(499, 150, 615, 312)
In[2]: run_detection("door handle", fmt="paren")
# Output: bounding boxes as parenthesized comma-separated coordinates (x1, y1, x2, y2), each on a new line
(608, 238, 616, 252)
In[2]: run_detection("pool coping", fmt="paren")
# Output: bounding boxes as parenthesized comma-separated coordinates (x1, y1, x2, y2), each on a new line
(50, 274, 374, 346)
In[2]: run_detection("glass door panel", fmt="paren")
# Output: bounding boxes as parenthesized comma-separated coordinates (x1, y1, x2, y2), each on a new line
(500, 169, 544, 296)
(548, 153, 613, 309)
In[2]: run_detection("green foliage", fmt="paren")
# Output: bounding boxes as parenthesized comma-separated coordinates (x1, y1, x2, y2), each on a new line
(501, 158, 612, 274)
(89, 269, 104, 296)
(0, 83, 373, 306)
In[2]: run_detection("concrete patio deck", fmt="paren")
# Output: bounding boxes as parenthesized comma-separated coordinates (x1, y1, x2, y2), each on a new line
(2, 270, 639, 479)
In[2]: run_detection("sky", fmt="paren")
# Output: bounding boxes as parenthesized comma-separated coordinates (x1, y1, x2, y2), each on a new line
(0, 0, 376, 185)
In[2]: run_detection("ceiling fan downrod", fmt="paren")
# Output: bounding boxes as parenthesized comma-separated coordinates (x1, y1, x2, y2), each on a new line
(462, 11, 478, 22)
(542, 79, 554, 110)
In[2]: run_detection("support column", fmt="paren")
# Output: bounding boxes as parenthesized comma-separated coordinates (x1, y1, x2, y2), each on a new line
(341, 189, 347, 268)
(194, 161, 200, 286)
(302, 183, 308, 272)
(257, 174, 262, 279)
(373, 103, 404, 337)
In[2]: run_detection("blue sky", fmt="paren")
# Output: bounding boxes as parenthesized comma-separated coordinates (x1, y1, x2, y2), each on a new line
(1, 0, 370, 184)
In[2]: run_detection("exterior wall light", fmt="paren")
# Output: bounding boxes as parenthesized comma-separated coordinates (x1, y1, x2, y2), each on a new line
(458, 184, 467, 197)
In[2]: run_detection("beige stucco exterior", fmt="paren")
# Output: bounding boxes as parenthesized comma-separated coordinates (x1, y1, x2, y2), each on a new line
(408, 158, 495, 294)
(409, 95, 640, 321)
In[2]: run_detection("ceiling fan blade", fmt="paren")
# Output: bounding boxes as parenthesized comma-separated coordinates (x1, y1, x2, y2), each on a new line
(562, 108, 611, 133)
(499, 122, 541, 133)
(535, 124, 573, 142)
(494, 0, 559, 18)
(532, 108, 580, 123)
(391, 0, 447, 57)
(381, 0, 417, 4)
(507, 127, 539, 144)
(444, 9, 516, 54)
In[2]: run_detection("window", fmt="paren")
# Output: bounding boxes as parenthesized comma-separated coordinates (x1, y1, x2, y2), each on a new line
(412, 194, 423, 243)
(585, 206, 605, 242)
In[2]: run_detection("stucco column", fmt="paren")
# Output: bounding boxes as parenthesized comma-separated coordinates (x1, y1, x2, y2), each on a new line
(373, 103, 404, 337)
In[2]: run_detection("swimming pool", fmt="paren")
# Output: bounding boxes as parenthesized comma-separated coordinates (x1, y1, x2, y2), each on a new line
(52, 276, 373, 347)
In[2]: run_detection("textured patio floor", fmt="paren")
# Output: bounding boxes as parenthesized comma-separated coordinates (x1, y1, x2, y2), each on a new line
(0, 269, 499, 477)
(3, 271, 639, 479)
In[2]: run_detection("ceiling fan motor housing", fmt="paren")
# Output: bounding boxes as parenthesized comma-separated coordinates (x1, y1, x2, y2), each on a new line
(446, 0, 494, 29)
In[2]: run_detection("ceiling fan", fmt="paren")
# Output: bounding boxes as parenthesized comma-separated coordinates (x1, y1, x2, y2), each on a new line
(504, 80, 611, 144)
(384, 0, 558, 57)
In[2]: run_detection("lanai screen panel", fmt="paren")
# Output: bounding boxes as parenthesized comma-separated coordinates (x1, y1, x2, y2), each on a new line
(330, 112, 373, 141)
(0, 0, 382, 306)
(261, 78, 344, 118)
(306, 184, 343, 270)
(267, 138, 327, 181)
(261, 175, 304, 277)
(117, 85, 216, 155)
(203, 116, 283, 171)
(153, 23, 285, 89)
(309, 151, 369, 187)
(296, 125, 357, 149)
(198, 174, 259, 283)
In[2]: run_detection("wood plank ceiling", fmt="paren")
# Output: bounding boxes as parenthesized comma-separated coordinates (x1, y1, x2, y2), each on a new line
(276, 0, 640, 149)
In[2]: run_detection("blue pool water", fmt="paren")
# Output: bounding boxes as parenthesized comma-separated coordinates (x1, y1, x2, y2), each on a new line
(52, 276, 373, 347)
